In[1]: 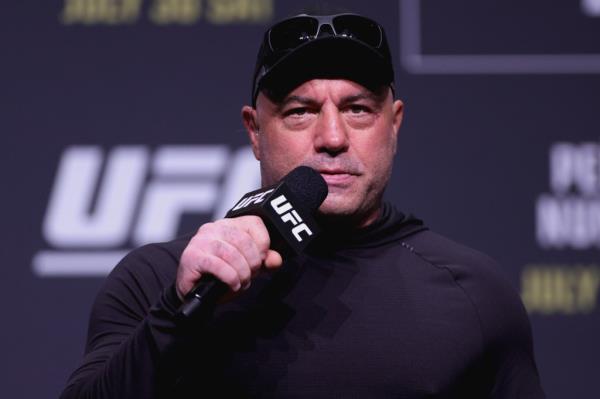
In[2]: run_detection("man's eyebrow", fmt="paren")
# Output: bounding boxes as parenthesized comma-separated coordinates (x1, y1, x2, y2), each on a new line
(340, 93, 372, 103)
(276, 95, 319, 110)
(340, 91, 386, 108)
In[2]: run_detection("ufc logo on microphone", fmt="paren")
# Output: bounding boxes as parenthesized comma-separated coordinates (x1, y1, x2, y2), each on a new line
(231, 189, 274, 211)
(270, 195, 313, 242)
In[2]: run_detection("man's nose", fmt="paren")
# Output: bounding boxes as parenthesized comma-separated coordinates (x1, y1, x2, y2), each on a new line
(313, 107, 349, 155)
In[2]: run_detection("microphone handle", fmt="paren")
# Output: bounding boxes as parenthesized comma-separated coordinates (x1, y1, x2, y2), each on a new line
(177, 275, 229, 319)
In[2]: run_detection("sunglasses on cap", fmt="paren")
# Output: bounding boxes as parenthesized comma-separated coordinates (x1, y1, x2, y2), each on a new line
(266, 13, 384, 52)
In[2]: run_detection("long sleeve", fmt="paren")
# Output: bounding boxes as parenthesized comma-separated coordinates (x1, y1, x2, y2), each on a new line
(60, 240, 188, 399)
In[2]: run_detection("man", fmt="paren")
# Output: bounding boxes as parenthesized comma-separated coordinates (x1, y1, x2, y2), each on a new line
(61, 12, 544, 398)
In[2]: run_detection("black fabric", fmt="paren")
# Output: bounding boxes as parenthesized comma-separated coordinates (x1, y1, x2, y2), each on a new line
(60, 203, 544, 398)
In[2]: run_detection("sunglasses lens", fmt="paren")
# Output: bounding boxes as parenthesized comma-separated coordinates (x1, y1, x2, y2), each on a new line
(269, 17, 319, 51)
(333, 15, 382, 48)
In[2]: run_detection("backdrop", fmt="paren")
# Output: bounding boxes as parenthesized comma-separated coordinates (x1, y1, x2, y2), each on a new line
(2, 1, 599, 398)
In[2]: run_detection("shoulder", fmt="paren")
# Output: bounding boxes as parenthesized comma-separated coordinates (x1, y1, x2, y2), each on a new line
(402, 229, 499, 275)
(402, 229, 512, 296)
(402, 230, 531, 346)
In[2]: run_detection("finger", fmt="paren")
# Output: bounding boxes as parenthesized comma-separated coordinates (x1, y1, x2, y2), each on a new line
(197, 253, 243, 291)
(179, 247, 242, 293)
(263, 249, 283, 269)
(177, 246, 204, 297)
(227, 216, 271, 257)
(210, 222, 263, 272)
(206, 238, 252, 289)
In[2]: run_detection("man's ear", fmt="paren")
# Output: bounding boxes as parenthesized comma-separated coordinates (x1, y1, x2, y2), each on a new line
(241, 105, 260, 160)
(392, 99, 404, 133)
(390, 99, 404, 154)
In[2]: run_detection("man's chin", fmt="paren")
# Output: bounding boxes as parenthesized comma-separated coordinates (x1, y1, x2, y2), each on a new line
(317, 195, 356, 216)
(316, 194, 382, 229)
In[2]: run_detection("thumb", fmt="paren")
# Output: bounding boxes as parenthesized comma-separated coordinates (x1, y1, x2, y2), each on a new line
(263, 249, 283, 269)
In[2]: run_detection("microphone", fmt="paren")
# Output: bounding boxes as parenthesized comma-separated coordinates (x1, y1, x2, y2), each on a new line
(177, 166, 328, 320)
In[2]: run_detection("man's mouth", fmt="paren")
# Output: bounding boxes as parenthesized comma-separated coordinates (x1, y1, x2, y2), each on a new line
(319, 170, 356, 187)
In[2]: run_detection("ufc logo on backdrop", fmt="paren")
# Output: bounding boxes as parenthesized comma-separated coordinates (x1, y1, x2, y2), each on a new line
(32, 145, 260, 277)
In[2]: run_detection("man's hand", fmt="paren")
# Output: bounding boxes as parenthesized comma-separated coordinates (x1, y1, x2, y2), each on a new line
(176, 216, 283, 301)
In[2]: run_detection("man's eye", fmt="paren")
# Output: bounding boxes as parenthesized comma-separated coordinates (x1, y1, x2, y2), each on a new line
(348, 105, 369, 114)
(285, 107, 309, 116)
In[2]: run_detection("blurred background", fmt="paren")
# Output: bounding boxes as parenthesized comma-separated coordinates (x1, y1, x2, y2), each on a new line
(2, 0, 599, 397)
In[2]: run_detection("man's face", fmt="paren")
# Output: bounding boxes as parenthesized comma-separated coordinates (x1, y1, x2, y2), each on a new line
(242, 79, 403, 227)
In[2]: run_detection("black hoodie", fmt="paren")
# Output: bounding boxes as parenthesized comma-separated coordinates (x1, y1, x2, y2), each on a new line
(60, 203, 544, 398)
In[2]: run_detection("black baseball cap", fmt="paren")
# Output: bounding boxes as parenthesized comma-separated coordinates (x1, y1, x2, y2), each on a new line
(251, 13, 395, 106)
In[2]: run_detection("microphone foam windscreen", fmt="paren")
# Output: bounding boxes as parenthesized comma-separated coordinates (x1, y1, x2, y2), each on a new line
(282, 166, 328, 213)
